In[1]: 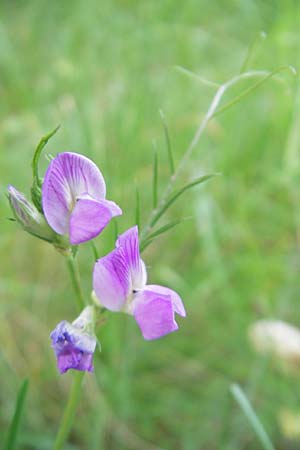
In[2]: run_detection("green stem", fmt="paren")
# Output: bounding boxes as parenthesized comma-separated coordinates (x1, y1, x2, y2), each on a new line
(66, 253, 85, 312)
(53, 372, 84, 450)
(140, 66, 295, 242)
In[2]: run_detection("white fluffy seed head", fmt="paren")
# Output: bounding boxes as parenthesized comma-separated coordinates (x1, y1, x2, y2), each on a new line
(249, 320, 300, 364)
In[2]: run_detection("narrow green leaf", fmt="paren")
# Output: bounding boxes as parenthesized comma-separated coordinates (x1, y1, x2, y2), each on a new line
(175, 65, 221, 88)
(31, 125, 60, 184)
(140, 238, 154, 253)
(213, 65, 296, 118)
(230, 384, 275, 450)
(240, 31, 267, 74)
(140, 219, 185, 253)
(5, 379, 29, 450)
(147, 219, 183, 240)
(159, 109, 175, 175)
(90, 241, 99, 260)
(135, 187, 140, 230)
(152, 150, 158, 209)
(113, 220, 118, 242)
(150, 173, 216, 228)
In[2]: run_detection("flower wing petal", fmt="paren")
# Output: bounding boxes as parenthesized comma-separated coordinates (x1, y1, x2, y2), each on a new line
(93, 247, 131, 311)
(42, 152, 106, 234)
(146, 284, 186, 317)
(116, 225, 147, 289)
(132, 289, 178, 340)
(50, 320, 96, 374)
(69, 197, 121, 245)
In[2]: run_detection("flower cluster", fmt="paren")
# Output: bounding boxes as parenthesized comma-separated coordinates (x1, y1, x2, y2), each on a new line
(9, 150, 186, 374)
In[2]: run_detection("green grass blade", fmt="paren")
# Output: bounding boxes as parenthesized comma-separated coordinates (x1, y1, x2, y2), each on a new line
(113, 220, 118, 242)
(152, 150, 158, 209)
(90, 240, 99, 260)
(139, 219, 184, 252)
(135, 187, 140, 230)
(230, 384, 275, 450)
(150, 173, 216, 228)
(147, 219, 183, 240)
(140, 238, 154, 253)
(5, 379, 29, 450)
(213, 65, 296, 118)
(240, 31, 267, 73)
(175, 65, 221, 88)
(31, 125, 60, 184)
(159, 109, 175, 175)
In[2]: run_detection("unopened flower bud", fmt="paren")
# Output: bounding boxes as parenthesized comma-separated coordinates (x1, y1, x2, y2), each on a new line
(8, 185, 55, 242)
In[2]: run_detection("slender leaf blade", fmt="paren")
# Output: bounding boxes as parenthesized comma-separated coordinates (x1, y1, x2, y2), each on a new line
(140, 238, 154, 253)
(240, 31, 267, 74)
(5, 379, 29, 450)
(135, 187, 140, 230)
(152, 150, 158, 209)
(147, 219, 183, 240)
(90, 240, 99, 260)
(150, 173, 217, 228)
(213, 65, 296, 118)
(31, 125, 60, 183)
(230, 384, 275, 450)
(159, 109, 175, 175)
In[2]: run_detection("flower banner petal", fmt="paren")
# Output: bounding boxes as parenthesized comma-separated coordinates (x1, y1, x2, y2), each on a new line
(93, 247, 131, 311)
(117, 225, 147, 289)
(132, 290, 178, 340)
(42, 152, 106, 234)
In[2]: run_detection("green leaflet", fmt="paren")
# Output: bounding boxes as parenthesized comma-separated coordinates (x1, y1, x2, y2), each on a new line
(31, 125, 60, 212)
(139, 220, 183, 253)
(213, 65, 296, 118)
(150, 173, 216, 228)
(31, 125, 60, 183)
(135, 187, 141, 230)
(160, 109, 175, 175)
(152, 150, 158, 210)
(240, 31, 267, 74)
(5, 379, 29, 450)
(230, 384, 275, 450)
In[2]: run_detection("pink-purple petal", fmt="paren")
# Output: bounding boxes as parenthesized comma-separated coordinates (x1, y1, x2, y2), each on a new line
(50, 320, 96, 374)
(69, 197, 120, 245)
(42, 152, 106, 235)
(146, 284, 186, 317)
(93, 248, 131, 311)
(57, 351, 94, 374)
(116, 225, 147, 289)
(132, 290, 178, 340)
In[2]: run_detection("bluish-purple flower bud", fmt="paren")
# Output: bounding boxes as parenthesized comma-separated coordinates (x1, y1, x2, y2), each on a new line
(50, 306, 96, 374)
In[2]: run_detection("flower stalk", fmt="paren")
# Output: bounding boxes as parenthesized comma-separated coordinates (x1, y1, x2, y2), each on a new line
(66, 253, 85, 312)
(52, 371, 84, 450)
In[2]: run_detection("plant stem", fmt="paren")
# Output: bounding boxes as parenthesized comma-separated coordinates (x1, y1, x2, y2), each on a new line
(53, 372, 84, 450)
(140, 66, 294, 242)
(66, 253, 85, 312)
(52, 254, 87, 450)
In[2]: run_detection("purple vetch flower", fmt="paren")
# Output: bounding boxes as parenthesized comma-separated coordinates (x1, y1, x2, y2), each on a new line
(42, 152, 122, 245)
(93, 226, 186, 340)
(50, 306, 96, 374)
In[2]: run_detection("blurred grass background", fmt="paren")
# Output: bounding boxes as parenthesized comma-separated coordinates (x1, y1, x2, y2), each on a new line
(1, 0, 300, 449)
